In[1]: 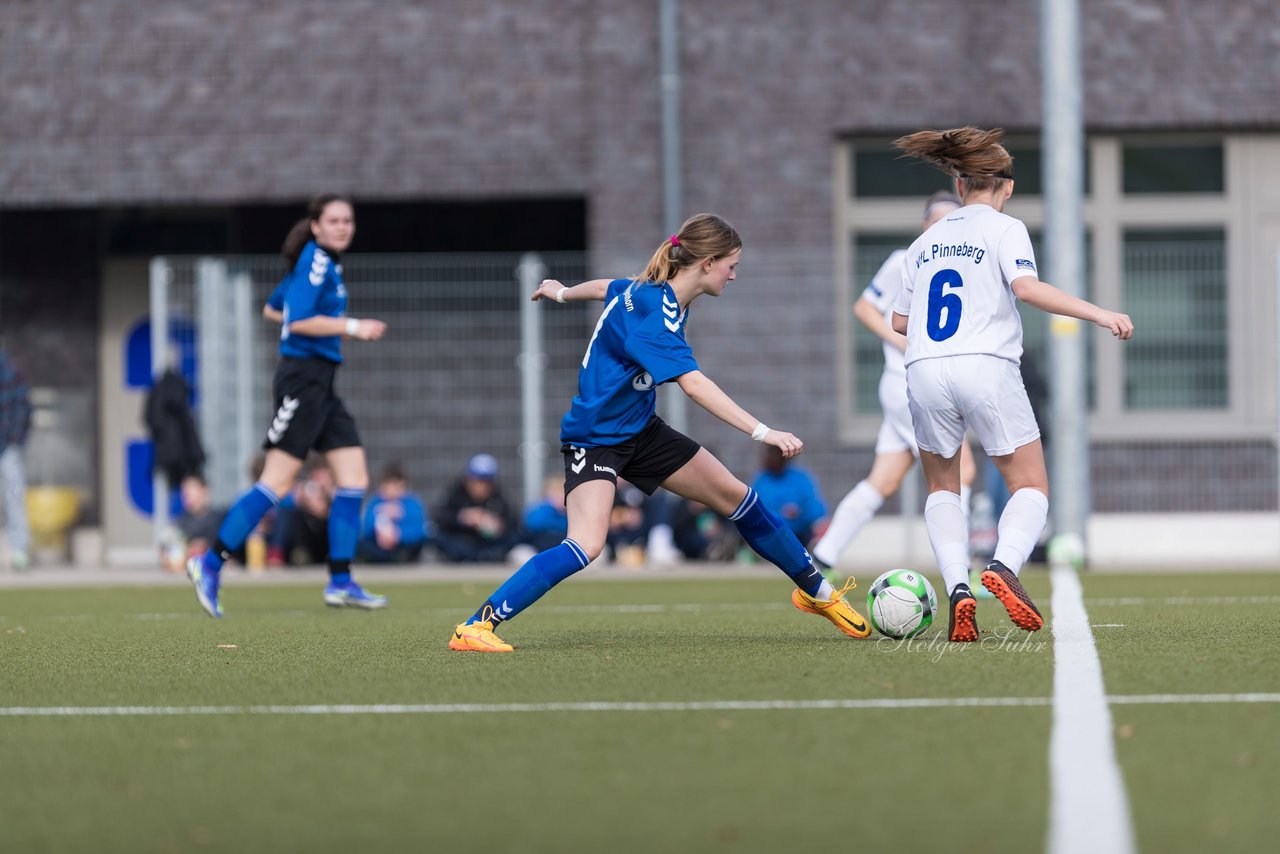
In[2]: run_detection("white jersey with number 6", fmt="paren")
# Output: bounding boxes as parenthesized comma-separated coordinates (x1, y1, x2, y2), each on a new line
(892, 203, 1037, 367)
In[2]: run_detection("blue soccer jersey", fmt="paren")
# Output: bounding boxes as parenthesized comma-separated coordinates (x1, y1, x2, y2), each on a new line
(560, 279, 699, 447)
(266, 278, 286, 312)
(279, 241, 348, 363)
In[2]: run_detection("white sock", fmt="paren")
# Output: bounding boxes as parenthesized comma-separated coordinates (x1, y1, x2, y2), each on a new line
(812, 480, 883, 567)
(992, 488, 1049, 575)
(815, 579, 835, 600)
(960, 484, 972, 518)
(924, 491, 970, 596)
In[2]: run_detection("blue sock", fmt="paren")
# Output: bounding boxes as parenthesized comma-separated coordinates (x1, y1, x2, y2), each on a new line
(204, 483, 279, 575)
(328, 487, 364, 582)
(469, 539, 590, 625)
(729, 488, 824, 596)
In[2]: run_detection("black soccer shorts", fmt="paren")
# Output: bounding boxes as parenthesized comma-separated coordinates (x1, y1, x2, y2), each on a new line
(263, 357, 362, 460)
(562, 416, 700, 496)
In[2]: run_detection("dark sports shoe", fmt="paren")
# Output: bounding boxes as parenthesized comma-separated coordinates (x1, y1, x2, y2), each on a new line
(980, 560, 1044, 631)
(948, 584, 978, 643)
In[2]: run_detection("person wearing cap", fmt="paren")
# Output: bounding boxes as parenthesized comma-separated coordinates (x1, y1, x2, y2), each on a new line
(434, 453, 522, 563)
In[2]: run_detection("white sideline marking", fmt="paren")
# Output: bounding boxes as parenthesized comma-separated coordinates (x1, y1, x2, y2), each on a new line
(1085, 594, 1280, 607)
(2, 693, 1277, 718)
(1049, 564, 1137, 854)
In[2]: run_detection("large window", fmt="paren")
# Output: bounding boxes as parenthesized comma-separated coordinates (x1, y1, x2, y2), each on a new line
(838, 135, 1251, 442)
(1122, 143, 1224, 194)
(1123, 228, 1227, 409)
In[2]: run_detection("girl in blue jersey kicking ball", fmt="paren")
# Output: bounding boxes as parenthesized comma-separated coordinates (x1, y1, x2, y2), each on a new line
(186, 194, 389, 617)
(449, 213, 871, 651)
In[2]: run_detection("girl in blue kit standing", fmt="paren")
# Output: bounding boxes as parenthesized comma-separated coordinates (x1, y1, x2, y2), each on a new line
(449, 213, 871, 651)
(186, 194, 389, 616)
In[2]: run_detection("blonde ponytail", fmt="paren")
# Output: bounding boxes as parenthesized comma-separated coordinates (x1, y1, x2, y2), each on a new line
(634, 213, 742, 285)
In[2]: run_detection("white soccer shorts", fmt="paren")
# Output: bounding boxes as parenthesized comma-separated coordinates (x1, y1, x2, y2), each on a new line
(905, 354, 1040, 458)
(874, 369, 918, 456)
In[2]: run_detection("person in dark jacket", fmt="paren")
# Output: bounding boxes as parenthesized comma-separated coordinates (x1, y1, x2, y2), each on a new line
(434, 454, 521, 563)
(144, 368, 205, 490)
(0, 350, 32, 569)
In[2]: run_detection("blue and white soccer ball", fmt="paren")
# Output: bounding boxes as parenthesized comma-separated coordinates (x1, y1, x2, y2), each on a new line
(866, 569, 939, 639)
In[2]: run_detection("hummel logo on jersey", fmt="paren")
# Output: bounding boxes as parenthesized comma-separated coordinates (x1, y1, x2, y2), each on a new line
(1015, 258, 1036, 271)
(632, 371, 654, 391)
(309, 250, 329, 286)
(267, 396, 300, 444)
(661, 293, 682, 331)
(571, 447, 586, 474)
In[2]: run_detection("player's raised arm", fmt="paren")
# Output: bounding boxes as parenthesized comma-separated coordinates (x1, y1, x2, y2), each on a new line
(676, 369, 804, 459)
(1011, 276, 1133, 339)
(531, 278, 610, 303)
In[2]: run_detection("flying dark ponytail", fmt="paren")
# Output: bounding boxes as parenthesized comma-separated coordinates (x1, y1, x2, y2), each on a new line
(282, 193, 353, 268)
(894, 127, 1014, 194)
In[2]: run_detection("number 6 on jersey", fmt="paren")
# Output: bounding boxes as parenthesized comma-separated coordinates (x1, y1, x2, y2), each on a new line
(926, 268, 963, 341)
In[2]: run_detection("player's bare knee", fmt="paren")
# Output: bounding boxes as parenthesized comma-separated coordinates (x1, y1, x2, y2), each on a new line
(571, 534, 607, 561)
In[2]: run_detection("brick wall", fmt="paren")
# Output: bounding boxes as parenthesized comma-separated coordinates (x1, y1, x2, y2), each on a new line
(2, 0, 1278, 520)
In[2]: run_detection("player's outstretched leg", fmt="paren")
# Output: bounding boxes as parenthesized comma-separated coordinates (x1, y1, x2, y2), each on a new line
(450, 606, 515, 653)
(448, 537, 592, 652)
(980, 560, 1043, 631)
(728, 488, 871, 638)
(791, 577, 871, 638)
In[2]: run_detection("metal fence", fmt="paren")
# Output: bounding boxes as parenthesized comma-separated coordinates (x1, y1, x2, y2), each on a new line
(150, 246, 1280, 565)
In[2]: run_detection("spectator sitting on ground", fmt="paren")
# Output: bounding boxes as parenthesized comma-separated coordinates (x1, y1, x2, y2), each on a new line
(359, 461, 430, 563)
(751, 444, 827, 548)
(268, 461, 333, 566)
(668, 496, 740, 562)
(434, 453, 522, 563)
(523, 474, 569, 552)
(607, 478, 650, 567)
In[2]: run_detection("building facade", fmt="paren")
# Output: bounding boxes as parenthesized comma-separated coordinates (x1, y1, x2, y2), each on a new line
(2, 0, 1278, 561)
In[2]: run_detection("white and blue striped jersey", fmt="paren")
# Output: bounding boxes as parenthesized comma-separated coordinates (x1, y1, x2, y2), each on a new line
(560, 279, 699, 447)
(279, 241, 348, 363)
(893, 203, 1037, 367)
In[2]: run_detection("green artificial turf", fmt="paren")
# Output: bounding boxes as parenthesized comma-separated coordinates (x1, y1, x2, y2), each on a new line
(0, 571, 1276, 853)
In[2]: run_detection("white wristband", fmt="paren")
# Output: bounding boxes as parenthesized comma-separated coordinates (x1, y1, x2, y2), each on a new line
(555, 286, 568, 304)
(751, 422, 769, 442)
(345, 317, 360, 336)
